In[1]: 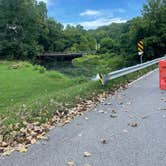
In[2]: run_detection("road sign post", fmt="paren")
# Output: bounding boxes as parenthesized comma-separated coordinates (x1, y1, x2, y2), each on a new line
(137, 40, 144, 64)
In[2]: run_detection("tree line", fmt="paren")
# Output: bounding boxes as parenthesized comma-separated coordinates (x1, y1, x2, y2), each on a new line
(0, 0, 165, 65)
(0, 0, 96, 60)
(90, 0, 166, 65)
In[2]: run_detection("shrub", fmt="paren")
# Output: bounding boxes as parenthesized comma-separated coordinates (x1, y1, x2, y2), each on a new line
(33, 65, 46, 73)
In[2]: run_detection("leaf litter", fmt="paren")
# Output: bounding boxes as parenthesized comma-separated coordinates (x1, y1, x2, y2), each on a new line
(0, 91, 111, 156)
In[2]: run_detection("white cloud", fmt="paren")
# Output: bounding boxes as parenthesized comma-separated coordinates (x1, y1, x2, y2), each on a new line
(64, 17, 127, 30)
(80, 10, 101, 16)
(80, 8, 126, 18)
(79, 18, 127, 29)
(78, 8, 127, 29)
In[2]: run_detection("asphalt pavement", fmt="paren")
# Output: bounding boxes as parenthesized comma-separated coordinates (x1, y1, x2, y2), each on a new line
(0, 69, 166, 166)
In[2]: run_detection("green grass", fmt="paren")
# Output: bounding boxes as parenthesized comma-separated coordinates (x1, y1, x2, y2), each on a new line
(0, 61, 101, 126)
(0, 60, 157, 137)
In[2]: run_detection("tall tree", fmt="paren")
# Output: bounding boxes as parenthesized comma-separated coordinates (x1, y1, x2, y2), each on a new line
(0, 0, 43, 59)
(142, 0, 166, 57)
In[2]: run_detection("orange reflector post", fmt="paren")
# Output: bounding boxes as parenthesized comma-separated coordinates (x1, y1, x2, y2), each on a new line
(159, 60, 166, 90)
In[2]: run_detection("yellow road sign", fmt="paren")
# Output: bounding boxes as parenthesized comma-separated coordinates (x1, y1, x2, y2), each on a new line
(98, 73, 104, 85)
(137, 40, 144, 52)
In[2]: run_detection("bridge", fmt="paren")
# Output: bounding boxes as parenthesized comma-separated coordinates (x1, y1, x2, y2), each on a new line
(38, 52, 84, 61)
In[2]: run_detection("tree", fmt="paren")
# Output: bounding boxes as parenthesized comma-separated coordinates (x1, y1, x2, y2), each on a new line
(64, 24, 96, 53)
(142, 0, 166, 57)
(0, 0, 44, 59)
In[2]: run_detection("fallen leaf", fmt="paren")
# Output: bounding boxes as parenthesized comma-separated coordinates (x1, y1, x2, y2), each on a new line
(31, 139, 37, 144)
(17, 146, 27, 153)
(2, 149, 14, 156)
(27, 124, 34, 130)
(1, 142, 8, 147)
(110, 114, 118, 118)
(67, 161, 74, 166)
(84, 152, 91, 157)
(20, 128, 27, 133)
(64, 119, 71, 124)
(85, 117, 89, 120)
(128, 122, 138, 127)
(112, 110, 116, 114)
(37, 134, 48, 141)
(34, 126, 42, 133)
(101, 138, 108, 144)
(22, 121, 28, 126)
(0, 135, 3, 142)
(33, 122, 40, 126)
(98, 110, 104, 113)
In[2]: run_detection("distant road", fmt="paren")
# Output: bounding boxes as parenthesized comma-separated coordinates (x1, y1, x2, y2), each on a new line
(0, 69, 166, 166)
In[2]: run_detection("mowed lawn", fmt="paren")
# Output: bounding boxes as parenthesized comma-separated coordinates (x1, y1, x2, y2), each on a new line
(0, 61, 101, 127)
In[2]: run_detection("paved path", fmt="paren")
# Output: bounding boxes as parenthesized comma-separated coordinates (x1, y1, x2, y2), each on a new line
(0, 70, 166, 166)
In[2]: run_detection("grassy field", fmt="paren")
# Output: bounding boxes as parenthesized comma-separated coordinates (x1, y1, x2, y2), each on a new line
(0, 61, 103, 127)
(0, 60, 157, 137)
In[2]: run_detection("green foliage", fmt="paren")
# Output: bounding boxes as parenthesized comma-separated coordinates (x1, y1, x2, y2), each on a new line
(89, 0, 166, 65)
(73, 53, 125, 74)
(0, 0, 97, 60)
(64, 25, 97, 53)
(33, 65, 46, 73)
(0, 0, 165, 62)
(0, 0, 44, 60)
(141, 0, 166, 58)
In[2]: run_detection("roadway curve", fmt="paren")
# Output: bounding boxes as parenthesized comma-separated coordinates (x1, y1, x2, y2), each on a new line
(0, 69, 166, 166)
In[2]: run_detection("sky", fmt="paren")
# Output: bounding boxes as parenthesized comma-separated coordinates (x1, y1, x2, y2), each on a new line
(37, 0, 147, 29)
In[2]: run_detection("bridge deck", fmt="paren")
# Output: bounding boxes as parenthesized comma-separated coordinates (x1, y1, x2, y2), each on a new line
(39, 53, 83, 57)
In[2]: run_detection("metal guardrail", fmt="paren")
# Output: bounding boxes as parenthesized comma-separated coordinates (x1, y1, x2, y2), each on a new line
(97, 56, 166, 85)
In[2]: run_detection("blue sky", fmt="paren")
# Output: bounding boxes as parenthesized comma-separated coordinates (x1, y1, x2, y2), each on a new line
(37, 0, 147, 29)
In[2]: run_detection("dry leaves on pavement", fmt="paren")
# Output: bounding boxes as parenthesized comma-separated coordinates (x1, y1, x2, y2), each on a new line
(128, 122, 138, 127)
(101, 138, 108, 144)
(84, 152, 91, 157)
(0, 91, 111, 156)
(67, 160, 74, 166)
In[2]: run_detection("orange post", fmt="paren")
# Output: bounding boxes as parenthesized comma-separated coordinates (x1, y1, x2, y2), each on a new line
(159, 60, 166, 90)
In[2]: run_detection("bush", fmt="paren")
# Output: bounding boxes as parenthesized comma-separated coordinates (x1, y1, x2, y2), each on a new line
(33, 65, 46, 73)
(46, 71, 66, 79)
(72, 53, 125, 75)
